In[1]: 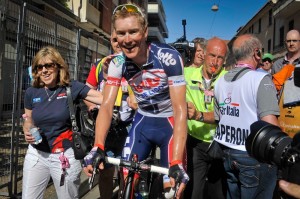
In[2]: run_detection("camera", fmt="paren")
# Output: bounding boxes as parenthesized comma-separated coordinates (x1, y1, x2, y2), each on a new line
(170, 40, 195, 65)
(246, 120, 300, 186)
(294, 65, 300, 87)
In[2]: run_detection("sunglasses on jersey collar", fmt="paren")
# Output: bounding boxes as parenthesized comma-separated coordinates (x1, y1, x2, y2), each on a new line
(113, 4, 145, 18)
(35, 62, 57, 71)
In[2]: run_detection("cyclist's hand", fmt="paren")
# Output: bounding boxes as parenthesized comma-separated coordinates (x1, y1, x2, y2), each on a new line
(83, 146, 105, 177)
(169, 162, 189, 199)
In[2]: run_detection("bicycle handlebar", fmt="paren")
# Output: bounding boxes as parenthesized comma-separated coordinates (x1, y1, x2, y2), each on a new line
(105, 156, 179, 199)
(105, 156, 169, 175)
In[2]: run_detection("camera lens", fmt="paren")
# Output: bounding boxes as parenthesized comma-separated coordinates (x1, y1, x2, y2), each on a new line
(294, 66, 300, 87)
(246, 120, 292, 167)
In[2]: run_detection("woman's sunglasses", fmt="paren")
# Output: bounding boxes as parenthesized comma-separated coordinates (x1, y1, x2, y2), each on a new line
(36, 62, 57, 71)
(113, 4, 144, 18)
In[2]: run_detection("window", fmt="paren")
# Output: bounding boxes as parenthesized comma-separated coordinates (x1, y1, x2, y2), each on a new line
(268, 9, 272, 26)
(289, 20, 294, 30)
(249, 25, 254, 34)
(258, 18, 261, 33)
(279, 26, 284, 47)
(88, 0, 103, 10)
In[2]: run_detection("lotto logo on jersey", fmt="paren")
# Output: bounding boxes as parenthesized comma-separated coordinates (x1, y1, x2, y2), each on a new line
(157, 49, 177, 66)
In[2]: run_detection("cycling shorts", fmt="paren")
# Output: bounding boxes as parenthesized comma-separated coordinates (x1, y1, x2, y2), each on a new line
(122, 112, 174, 168)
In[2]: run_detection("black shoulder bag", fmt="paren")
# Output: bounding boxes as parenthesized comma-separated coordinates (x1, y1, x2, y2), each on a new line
(66, 87, 94, 160)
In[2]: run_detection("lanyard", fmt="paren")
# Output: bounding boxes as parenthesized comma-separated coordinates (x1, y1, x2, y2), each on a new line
(59, 152, 70, 186)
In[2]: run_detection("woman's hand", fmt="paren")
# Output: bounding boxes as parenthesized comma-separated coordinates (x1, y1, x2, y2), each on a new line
(24, 130, 35, 144)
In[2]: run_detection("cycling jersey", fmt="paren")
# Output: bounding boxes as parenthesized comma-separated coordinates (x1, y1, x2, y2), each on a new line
(107, 42, 186, 117)
(106, 42, 186, 169)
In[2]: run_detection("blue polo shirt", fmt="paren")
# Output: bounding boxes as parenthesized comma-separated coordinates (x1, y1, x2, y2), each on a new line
(24, 80, 90, 152)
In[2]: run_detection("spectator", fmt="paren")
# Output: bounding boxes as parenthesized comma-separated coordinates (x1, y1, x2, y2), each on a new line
(184, 37, 228, 199)
(22, 46, 103, 199)
(274, 64, 300, 138)
(213, 34, 279, 199)
(189, 37, 207, 67)
(83, 3, 189, 198)
(259, 53, 274, 73)
(272, 63, 295, 92)
(272, 29, 300, 74)
(184, 37, 207, 77)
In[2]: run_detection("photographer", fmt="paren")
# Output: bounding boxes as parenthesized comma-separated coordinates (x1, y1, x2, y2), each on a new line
(279, 180, 300, 199)
(246, 121, 300, 199)
(213, 34, 279, 199)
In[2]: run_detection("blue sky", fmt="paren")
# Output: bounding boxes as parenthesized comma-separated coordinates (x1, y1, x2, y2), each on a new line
(162, 0, 269, 43)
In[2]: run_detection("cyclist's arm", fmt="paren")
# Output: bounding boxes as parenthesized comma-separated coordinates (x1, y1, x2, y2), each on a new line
(164, 47, 188, 198)
(94, 56, 124, 147)
(169, 84, 187, 162)
(94, 84, 119, 146)
(169, 84, 187, 198)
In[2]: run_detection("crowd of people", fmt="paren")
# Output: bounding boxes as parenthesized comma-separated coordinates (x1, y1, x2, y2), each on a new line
(21, 2, 300, 199)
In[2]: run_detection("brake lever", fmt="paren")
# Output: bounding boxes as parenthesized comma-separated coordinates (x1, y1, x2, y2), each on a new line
(174, 182, 180, 198)
(173, 175, 182, 198)
(88, 155, 101, 190)
(89, 168, 97, 190)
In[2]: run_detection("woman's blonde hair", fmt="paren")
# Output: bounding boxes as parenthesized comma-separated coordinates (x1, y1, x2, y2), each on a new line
(31, 46, 70, 88)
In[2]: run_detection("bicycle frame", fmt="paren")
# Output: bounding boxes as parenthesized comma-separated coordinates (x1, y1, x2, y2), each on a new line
(106, 156, 169, 199)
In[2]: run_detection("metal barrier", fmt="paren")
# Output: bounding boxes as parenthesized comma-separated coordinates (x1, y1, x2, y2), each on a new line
(0, 0, 109, 197)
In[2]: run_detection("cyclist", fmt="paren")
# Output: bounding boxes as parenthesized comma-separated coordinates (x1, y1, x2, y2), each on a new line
(85, 30, 136, 198)
(83, 3, 189, 198)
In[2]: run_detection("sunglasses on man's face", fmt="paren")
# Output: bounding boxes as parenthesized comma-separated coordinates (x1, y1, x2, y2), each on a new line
(113, 4, 144, 17)
(262, 58, 272, 63)
(36, 62, 56, 71)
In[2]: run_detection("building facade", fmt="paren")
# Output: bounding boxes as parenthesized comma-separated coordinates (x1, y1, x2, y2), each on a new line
(147, 0, 168, 43)
(228, 0, 300, 61)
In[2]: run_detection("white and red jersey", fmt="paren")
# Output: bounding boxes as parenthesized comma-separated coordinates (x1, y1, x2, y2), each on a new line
(107, 43, 185, 117)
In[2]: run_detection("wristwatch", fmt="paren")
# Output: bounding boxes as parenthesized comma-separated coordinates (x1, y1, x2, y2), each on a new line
(198, 111, 204, 122)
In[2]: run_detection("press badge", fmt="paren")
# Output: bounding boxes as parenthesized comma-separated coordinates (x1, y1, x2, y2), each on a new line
(204, 90, 214, 104)
(204, 95, 212, 103)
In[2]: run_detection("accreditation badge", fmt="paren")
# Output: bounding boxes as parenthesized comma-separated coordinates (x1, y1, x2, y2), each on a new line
(204, 90, 214, 104)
